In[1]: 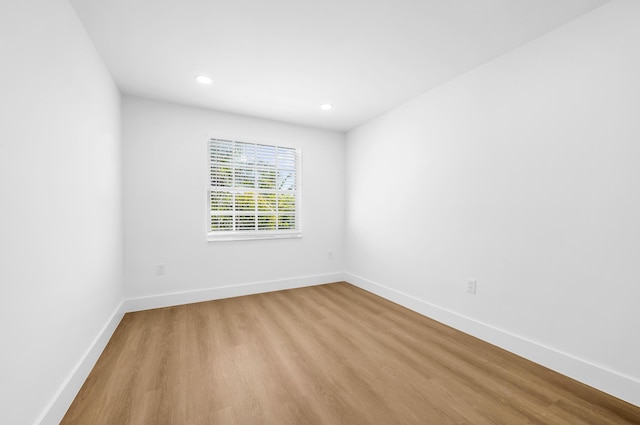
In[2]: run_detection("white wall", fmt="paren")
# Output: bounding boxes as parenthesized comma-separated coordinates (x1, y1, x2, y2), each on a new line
(122, 97, 344, 302)
(345, 0, 640, 405)
(0, 1, 123, 424)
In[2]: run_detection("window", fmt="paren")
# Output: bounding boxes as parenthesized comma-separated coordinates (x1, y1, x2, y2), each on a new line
(208, 138, 301, 241)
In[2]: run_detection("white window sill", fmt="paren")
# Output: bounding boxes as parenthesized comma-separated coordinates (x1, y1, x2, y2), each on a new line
(207, 232, 302, 242)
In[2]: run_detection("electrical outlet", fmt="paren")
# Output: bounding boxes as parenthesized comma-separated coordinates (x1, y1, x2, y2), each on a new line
(466, 279, 476, 294)
(328, 251, 333, 260)
(156, 264, 165, 276)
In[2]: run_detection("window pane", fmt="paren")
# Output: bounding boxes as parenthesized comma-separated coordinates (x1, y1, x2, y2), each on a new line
(257, 193, 276, 212)
(236, 215, 256, 231)
(278, 193, 296, 213)
(257, 168, 276, 189)
(211, 215, 232, 231)
(211, 191, 232, 211)
(277, 169, 296, 190)
(258, 215, 276, 230)
(234, 142, 256, 165)
(235, 192, 255, 211)
(210, 140, 233, 163)
(277, 147, 296, 169)
(234, 166, 255, 188)
(256, 144, 276, 165)
(278, 215, 295, 230)
(211, 165, 232, 187)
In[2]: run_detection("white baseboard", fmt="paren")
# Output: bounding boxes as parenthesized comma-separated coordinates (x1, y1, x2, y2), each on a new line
(345, 272, 640, 408)
(36, 301, 126, 425)
(124, 272, 347, 312)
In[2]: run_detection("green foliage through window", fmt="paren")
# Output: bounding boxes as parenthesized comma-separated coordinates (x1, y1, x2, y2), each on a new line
(209, 139, 300, 236)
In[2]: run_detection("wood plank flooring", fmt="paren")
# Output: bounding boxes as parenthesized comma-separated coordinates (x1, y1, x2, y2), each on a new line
(61, 282, 640, 424)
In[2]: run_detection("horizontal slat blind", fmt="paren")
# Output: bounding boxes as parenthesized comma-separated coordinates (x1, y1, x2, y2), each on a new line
(208, 138, 300, 240)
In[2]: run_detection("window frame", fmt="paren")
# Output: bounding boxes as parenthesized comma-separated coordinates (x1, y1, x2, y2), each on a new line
(206, 137, 302, 242)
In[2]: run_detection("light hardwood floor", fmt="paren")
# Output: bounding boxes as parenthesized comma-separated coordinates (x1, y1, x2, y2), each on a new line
(61, 282, 640, 424)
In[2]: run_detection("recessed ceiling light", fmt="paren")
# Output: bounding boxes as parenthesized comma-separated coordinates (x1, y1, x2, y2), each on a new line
(195, 75, 213, 85)
(320, 104, 333, 110)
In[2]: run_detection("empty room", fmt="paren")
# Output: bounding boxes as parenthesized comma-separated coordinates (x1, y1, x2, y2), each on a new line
(2, 0, 640, 424)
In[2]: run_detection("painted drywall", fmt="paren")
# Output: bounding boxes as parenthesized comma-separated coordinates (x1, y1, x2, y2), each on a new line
(122, 96, 344, 299)
(0, 0, 123, 424)
(345, 0, 639, 405)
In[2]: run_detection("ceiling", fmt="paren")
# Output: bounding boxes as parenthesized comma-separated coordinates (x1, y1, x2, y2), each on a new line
(70, 0, 608, 132)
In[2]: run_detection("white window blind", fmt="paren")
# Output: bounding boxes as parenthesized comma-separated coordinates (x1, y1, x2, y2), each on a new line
(208, 138, 301, 241)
